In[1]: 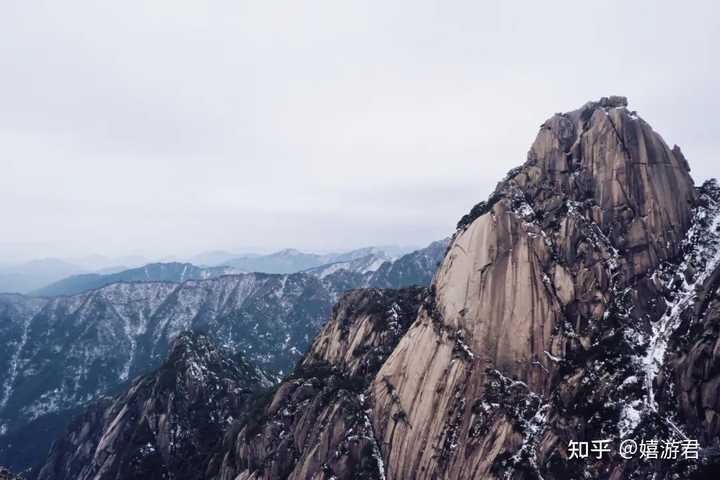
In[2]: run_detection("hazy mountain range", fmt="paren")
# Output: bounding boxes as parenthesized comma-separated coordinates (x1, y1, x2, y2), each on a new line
(0, 240, 447, 473)
(0, 245, 419, 296)
(20, 97, 720, 480)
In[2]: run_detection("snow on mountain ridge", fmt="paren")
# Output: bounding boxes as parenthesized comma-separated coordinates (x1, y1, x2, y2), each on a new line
(0, 242, 447, 473)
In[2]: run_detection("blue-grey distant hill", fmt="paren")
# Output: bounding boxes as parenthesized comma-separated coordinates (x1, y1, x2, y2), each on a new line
(0, 239, 447, 472)
(32, 262, 240, 297)
(221, 246, 404, 274)
(0, 258, 86, 294)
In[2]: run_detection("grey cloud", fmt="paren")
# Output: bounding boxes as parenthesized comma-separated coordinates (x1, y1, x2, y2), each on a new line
(1, 0, 718, 261)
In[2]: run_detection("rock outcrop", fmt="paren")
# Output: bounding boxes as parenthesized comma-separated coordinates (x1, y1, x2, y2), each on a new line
(30, 97, 720, 479)
(211, 287, 426, 480)
(35, 332, 271, 480)
(211, 97, 719, 480)
(369, 97, 706, 479)
(0, 273, 334, 472)
(1, 242, 446, 473)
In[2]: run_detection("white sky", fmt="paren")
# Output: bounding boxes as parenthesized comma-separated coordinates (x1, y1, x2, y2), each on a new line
(1, 1, 718, 261)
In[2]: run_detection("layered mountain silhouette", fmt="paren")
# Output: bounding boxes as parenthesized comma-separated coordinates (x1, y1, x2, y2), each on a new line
(32, 263, 242, 297)
(0, 259, 87, 295)
(220, 247, 399, 275)
(0, 242, 445, 473)
(21, 97, 720, 479)
(37, 332, 272, 480)
(28, 244, 436, 298)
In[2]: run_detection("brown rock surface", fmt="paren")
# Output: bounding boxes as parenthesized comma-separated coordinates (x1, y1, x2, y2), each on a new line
(36, 98, 719, 480)
(211, 287, 426, 480)
(213, 98, 715, 480)
(369, 98, 699, 479)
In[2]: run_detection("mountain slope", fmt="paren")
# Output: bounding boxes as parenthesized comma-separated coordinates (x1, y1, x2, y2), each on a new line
(0, 243, 445, 473)
(30, 286, 427, 480)
(364, 238, 448, 288)
(367, 96, 710, 479)
(205, 97, 720, 479)
(32, 243, 433, 298)
(29, 96, 720, 478)
(223, 249, 341, 274)
(35, 332, 271, 480)
(32, 262, 241, 297)
(316, 239, 450, 290)
(210, 287, 426, 480)
(304, 254, 390, 279)
(0, 273, 334, 473)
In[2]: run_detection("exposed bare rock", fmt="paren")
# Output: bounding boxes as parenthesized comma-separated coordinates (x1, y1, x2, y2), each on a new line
(2, 242, 446, 473)
(35, 332, 271, 480)
(210, 287, 426, 480)
(670, 277, 720, 443)
(369, 98, 702, 479)
(203, 98, 714, 480)
(29, 98, 720, 480)
(201, 98, 712, 480)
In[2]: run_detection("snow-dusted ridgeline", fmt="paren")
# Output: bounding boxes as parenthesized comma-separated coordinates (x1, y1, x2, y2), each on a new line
(619, 181, 720, 436)
(0, 273, 334, 472)
(0, 241, 447, 473)
(642, 187, 720, 411)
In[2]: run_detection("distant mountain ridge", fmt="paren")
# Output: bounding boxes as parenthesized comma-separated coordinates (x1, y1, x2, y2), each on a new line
(33, 262, 242, 297)
(0, 240, 447, 473)
(30, 244, 434, 298)
(221, 246, 398, 274)
(0, 259, 86, 295)
(24, 98, 720, 480)
(0, 273, 335, 473)
(316, 238, 449, 290)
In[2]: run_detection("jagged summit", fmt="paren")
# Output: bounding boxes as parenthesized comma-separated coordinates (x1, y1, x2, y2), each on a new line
(573, 95, 629, 114)
(209, 287, 427, 480)
(369, 99, 709, 479)
(462, 96, 696, 277)
(164, 331, 273, 388)
(201, 99, 716, 480)
(31, 100, 720, 480)
(36, 332, 270, 480)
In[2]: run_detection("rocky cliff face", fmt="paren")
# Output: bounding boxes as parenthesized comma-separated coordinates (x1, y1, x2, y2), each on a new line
(368, 96, 715, 479)
(35, 332, 271, 480)
(27, 97, 720, 479)
(208, 97, 719, 479)
(1, 244, 445, 473)
(0, 273, 334, 472)
(210, 287, 426, 480)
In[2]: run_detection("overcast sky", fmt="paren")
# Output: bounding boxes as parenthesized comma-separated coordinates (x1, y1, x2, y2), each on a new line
(1, 1, 718, 262)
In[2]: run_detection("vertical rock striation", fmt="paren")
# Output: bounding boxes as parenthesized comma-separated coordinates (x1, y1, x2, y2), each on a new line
(1, 242, 446, 473)
(31, 98, 720, 479)
(369, 96, 703, 479)
(211, 287, 426, 480)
